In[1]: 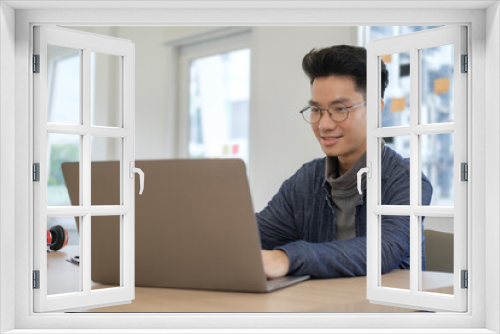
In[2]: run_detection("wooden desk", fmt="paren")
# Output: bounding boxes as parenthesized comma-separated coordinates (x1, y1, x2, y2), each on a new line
(48, 246, 453, 313)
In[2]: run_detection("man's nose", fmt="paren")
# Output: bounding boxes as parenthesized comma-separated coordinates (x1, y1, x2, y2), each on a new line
(318, 111, 339, 130)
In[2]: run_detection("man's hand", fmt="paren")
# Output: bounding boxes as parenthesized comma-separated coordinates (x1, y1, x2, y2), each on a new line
(261, 250, 290, 279)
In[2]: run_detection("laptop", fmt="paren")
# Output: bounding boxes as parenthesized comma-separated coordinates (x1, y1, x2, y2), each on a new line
(62, 159, 309, 292)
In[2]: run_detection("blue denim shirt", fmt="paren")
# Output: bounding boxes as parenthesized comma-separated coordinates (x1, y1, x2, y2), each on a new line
(256, 145, 433, 278)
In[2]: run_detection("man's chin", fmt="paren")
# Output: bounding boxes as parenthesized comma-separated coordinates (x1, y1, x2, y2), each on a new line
(321, 146, 342, 157)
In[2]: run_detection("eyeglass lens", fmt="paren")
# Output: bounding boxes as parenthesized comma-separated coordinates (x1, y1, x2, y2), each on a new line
(303, 103, 348, 124)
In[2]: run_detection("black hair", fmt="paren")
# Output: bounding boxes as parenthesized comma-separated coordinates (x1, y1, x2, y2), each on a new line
(302, 45, 389, 99)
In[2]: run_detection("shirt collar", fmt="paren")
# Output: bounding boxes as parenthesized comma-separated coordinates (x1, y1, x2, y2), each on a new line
(323, 140, 386, 189)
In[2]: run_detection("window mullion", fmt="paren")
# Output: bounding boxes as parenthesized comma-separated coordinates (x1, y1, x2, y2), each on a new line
(409, 46, 420, 295)
(82, 47, 92, 295)
(46, 124, 89, 135)
(372, 205, 455, 217)
(372, 124, 454, 139)
(45, 205, 130, 216)
(122, 51, 134, 292)
(365, 48, 380, 297)
(372, 205, 411, 215)
(414, 123, 454, 135)
(82, 214, 91, 294)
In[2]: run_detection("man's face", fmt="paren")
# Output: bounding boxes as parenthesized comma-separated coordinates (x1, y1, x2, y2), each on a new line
(310, 75, 367, 165)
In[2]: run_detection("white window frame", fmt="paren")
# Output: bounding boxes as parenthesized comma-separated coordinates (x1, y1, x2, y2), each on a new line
(1, 2, 498, 333)
(33, 25, 136, 312)
(366, 25, 468, 312)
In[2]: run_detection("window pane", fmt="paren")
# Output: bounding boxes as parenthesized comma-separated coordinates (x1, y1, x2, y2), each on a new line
(91, 52, 122, 127)
(421, 133, 454, 206)
(380, 215, 410, 291)
(47, 216, 81, 295)
(91, 215, 121, 290)
(188, 49, 250, 165)
(380, 51, 410, 128)
(47, 133, 80, 206)
(47, 45, 80, 124)
(382, 137, 410, 205)
(422, 217, 454, 295)
(91, 137, 122, 206)
(420, 45, 454, 124)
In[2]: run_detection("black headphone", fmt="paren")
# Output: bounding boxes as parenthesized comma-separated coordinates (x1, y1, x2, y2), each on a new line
(47, 225, 69, 251)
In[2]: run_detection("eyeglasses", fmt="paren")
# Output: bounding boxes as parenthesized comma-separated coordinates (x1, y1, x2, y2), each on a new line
(299, 101, 366, 124)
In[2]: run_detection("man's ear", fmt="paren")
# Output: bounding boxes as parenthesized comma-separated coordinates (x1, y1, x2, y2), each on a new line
(380, 99, 385, 113)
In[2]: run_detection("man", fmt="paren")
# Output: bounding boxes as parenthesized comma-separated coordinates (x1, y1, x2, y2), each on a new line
(257, 45, 432, 279)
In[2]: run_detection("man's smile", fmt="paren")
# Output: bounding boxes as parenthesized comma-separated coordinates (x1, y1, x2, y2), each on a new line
(320, 132, 343, 146)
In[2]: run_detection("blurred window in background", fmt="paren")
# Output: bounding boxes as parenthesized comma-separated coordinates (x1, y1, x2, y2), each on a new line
(178, 30, 251, 168)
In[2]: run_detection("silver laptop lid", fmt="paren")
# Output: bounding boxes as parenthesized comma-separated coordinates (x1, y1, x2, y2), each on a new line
(63, 159, 269, 292)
